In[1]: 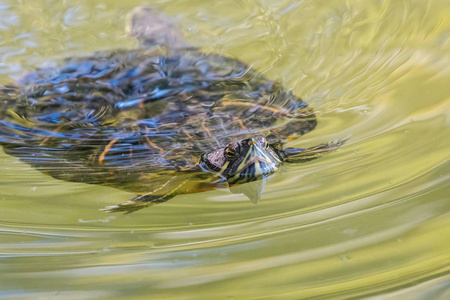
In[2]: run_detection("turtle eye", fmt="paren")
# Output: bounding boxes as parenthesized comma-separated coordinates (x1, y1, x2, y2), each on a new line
(225, 144, 239, 159)
(225, 147, 236, 158)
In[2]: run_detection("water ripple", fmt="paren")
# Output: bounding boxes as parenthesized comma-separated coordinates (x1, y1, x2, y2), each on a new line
(0, 0, 449, 298)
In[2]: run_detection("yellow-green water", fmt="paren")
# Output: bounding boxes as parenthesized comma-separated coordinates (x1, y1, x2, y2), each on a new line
(0, 0, 449, 299)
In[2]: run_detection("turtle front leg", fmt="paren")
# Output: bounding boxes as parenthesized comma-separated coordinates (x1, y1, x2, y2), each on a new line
(282, 137, 349, 163)
(103, 194, 173, 214)
(104, 172, 226, 214)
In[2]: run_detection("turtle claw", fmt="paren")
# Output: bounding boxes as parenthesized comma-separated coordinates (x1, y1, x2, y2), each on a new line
(102, 194, 173, 214)
(283, 135, 350, 163)
(102, 201, 152, 214)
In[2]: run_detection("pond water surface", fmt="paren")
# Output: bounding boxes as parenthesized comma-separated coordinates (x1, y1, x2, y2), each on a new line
(0, 0, 449, 299)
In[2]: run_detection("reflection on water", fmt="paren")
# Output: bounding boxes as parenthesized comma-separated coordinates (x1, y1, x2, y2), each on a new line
(0, 0, 449, 298)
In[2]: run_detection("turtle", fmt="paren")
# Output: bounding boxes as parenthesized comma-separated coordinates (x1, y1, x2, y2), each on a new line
(0, 7, 346, 213)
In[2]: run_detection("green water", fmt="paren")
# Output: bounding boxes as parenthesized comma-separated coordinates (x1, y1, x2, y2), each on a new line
(0, 0, 449, 299)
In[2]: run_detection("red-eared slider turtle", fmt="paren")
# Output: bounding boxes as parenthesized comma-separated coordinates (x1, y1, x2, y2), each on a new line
(0, 7, 346, 213)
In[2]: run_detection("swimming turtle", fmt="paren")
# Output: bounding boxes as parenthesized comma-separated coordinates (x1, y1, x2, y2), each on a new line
(0, 7, 346, 213)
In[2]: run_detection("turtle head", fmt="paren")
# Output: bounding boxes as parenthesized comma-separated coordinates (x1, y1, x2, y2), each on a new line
(201, 136, 283, 184)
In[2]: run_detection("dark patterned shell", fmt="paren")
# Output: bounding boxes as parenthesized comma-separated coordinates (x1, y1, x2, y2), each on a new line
(0, 47, 316, 184)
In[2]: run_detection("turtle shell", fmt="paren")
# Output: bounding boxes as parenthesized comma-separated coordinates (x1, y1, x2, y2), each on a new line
(0, 47, 316, 187)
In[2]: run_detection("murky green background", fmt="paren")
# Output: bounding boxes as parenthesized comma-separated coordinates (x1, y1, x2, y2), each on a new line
(1, 0, 449, 299)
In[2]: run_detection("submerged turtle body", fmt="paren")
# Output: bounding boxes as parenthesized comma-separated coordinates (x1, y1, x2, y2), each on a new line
(1, 48, 315, 181)
(0, 8, 344, 212)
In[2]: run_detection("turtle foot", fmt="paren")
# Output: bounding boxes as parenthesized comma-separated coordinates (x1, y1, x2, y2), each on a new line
(283, 135, 350, 163)
(102, 194, 173, 214)
(127, 6, 185, 48)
